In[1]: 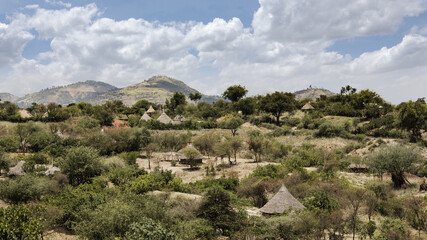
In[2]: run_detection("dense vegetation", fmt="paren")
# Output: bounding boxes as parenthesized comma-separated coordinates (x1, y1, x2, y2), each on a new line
(0, 85, 426, 239)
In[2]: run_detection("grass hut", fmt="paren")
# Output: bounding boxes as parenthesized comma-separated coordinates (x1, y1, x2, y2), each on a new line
(146, 105, 156, 115)
(260, 184, 305, 215)
(348, 163, 368, 173)
(157, 112, 173, 124)
(173, 115, 186, 124)
(301, 102, 315, 111)
(19, 109, 32, 119)
(140, 112, 151, 121)
(45, 166, 60, 176)
(8, 160, 25, 176)
(163, 152, 183, 161)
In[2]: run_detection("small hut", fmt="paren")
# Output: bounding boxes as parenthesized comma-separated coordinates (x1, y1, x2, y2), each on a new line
(163, 152, 183, 161)
(178, 143, 203, 166)
(157, 112, 173, 124)
(140, 112, 151, 121)
(260, 184, 305, 215)
(146, 105, 156, 115)
(8, 160, 26, 176)
(45, 166, 60, 176)
(19, 109, 32, 119)
(348, 163, 368, 173)
(173, 115, 186, 124)
(301, 102, 315, 111)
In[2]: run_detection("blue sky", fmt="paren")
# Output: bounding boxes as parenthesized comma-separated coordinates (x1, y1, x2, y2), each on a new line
(0, 0, 426, 103)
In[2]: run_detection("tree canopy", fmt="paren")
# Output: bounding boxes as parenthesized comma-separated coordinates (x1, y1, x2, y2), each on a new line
(222, 85, 248, 102)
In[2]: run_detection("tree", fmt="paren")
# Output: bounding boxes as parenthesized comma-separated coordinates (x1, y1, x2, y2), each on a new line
(189, 92, 202, 103)
(218, 116, 244, 136)
(346, 188, 368, 240)
(261, 91, 297, 124)
(229, 137, 243, 164)
(145, 143, 159, 169)
(0, 205, 45, 239)
(405, 196, 427, 237)
(234, 97, 257, 116)
(0, 151, 10, 176)
(397, 100, 427, 142)
(180, 148, 202, 169)
(222, 85, 248, 102)
(93, 106, 114, 126)
(193, 133, 218, 158)
(166, 92, 187, 112)
(369, 145, 423, 188)
(198, 188, 242, 236)
(15, 121, 41, 152)
(60, 146, 103, 185)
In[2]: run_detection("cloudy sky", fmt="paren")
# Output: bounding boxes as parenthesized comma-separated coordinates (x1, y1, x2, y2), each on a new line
(0, 0, 427, 103)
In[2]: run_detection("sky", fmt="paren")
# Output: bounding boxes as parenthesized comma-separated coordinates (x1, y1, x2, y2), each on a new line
(0, 0, 427, 104)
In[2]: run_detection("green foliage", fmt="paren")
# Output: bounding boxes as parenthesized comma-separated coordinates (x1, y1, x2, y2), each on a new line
(260, 91, 297, 124)
(189, 92, 202, 102)
(305, 190, 339, 213)
(93, 106, 114, 126)
(180, 148, 202, 168)
(78, 116, 100, 129)
(166, 92, 187, 113)
(234, 97, 256, 116)
(60, 146, 103, 185)
(0, 175, 55, 203)
(369, 145, 423, 188)
(120, 151, 140, 165)
(0, 135, 20, 152)
(193, 133, 219, 157)
(27, 131, 55, 152)
(125, 168, 175, 194)
(74, 198, 146, 240)
(0, 205, 45, 240)
(197, 188, 243, 236)
(222, 85, 248, 102)
(375, 218, 410, 240)
(397, 100, 427, 142)
(106, 128, 151, 153)
(218, 116, 244, 136)
(188, 177, 239, 193)
(124, 217, 178, 240)
(251, 164, 286, 179)
(0, 151, 11, 175)
(315, 122, 348, 138)
(153, 132, 189, 152)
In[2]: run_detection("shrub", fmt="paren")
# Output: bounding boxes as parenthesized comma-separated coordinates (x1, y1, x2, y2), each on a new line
(0, 205, 45, 239)
(124, 218, 178, 240)
(78, 116, 100, 129)
(315, 122, 346, 138)
(0, 175, 55, 203)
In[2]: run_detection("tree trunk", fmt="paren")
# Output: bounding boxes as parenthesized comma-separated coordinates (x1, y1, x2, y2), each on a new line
(391, 172, 407, 188)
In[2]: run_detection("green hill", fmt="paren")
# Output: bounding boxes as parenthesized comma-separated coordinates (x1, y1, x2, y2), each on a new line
(88, 76, 220, 105)
(294, 88, 336, 100)
(16, 80, 117, 107)
(0, 93, 19, 103)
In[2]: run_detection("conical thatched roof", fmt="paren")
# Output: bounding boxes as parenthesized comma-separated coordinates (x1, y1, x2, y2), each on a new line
(260, 184, 305, 214)
(157, 112, 173, 124)
(173, 115, 186, 124)
(146, 105, 156, 114)
(8, 160, 25, 176)
(140, 112, 151, 121)
(301, 102, 315, 110)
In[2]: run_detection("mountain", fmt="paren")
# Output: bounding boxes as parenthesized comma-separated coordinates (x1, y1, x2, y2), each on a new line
(17, 80, 118, 107)
(0, 93, 19, 103)
(294, 88, 336, 100)
(88, 75, 220, 106)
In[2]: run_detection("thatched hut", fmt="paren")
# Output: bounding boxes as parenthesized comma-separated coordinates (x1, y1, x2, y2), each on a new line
(163, 152, 183, 161)
(140, 113, 151, 121)
(301, 102, 315, 111)
(157, 112, 173, 124)
(45, 166, 60, 176)
(178, 143, 203, 166)
(348, 163, 368, 173)
(8, 160, 25, 176)
(260, 184, 305, 215)
(19, 109, 32, 119)
(146, 105, 156, 115)
(173, 115, 186, 124)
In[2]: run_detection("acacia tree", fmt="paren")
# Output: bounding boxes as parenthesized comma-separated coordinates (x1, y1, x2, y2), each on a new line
(189, 92, 202, 104)
(369, 145, 423, 188)
(180, 148, 202, 169)
(346, 188, 368, 240)
(193, 133, 218, 158)
(60, 146, 103, 185)
(222, 85, 248, 102)
(218, 116, 244, 136)
(145, 143, 159, 169)
(397, 100, 427, 142)
(261, 91, 297, 124)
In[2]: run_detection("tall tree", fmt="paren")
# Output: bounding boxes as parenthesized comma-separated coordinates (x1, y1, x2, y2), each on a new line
(165, 92, 187, 112)
(218, 116, 244, 136)
(189, 92, 202, 103)
(397, 100, 427, 142)
(261, 91, 297, 124)
(222, 85, 248, 102)
(60, 146, 102, 185)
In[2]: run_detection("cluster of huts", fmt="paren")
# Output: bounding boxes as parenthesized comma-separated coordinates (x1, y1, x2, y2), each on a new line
(7, 160, 60, 176)
(140, 105, 186, 124)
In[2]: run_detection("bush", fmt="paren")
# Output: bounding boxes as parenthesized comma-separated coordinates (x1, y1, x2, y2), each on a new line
(0, 205, 45, 239)
(124, 217, 178, 240)
(78, 116, 100, 129)
(315, 122, 347, 138)
(0, 135, 19, 152)
(0, 175, 56, 203)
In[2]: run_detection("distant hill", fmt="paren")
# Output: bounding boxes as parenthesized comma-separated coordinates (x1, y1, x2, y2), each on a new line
(16, 80, 117, 107)
(294, 88, 336, 100)
(88, 76, 220, 106)
(0, 93, 19, 103)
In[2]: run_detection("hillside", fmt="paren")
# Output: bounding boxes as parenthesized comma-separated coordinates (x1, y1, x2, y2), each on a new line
(88, 75, 220, 105)
(294, 88, 336, 100)
(0, 93, 19, 103)
(16, 80, 118, 107)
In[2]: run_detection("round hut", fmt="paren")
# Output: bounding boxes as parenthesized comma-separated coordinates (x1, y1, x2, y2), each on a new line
(260, 184, 305, 215)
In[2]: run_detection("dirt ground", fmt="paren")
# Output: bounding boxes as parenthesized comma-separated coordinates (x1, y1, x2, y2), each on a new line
(136, 154, 278, 183)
